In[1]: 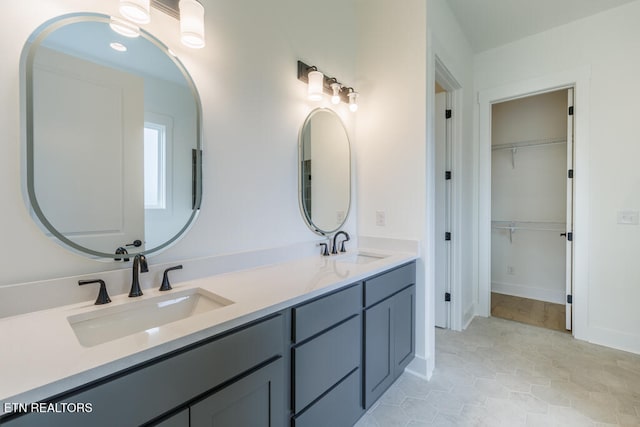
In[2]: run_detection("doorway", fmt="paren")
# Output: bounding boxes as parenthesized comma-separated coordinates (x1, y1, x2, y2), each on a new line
(434, 82, 452, 328)
(489, 89, 574, 332)
(433, 57, 462, 330)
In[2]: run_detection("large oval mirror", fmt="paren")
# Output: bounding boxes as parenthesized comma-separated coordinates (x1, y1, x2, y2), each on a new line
(22, 13, 202, 259)
(299, 108, 351, 235)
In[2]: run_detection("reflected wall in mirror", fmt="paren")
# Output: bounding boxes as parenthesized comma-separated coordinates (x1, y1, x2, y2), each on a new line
(299, 108, 351, 235)
(22, 13, 202, 259)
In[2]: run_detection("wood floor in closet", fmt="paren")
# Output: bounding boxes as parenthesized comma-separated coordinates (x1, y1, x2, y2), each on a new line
(491, 292, 569, 333)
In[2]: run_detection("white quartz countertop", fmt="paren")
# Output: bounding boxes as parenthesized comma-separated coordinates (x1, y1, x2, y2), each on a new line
(0, 249, 417, 411)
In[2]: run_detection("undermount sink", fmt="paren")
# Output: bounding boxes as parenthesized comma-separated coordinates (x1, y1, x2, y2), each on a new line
(336, 252, 389, 265)
(68, 288, 234, 347)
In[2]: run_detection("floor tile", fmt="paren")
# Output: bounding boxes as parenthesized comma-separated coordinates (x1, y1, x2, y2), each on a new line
(359, 317, 640, 427)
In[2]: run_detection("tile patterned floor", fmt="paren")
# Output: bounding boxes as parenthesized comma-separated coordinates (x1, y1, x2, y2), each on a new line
(355, 317, 640, 426)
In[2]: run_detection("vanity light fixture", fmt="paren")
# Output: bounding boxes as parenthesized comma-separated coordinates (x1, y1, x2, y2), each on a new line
(297, 60, 359, 110)
(119, 0, 151, 24)
(116, 0, 206, 49)
(348, 89, 359, 112)
(330, 81, 342, 105)
(179, 0, 206, 48)
(307, 67, 324, 101)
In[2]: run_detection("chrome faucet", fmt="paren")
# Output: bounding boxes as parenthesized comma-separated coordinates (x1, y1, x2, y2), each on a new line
(129, 254, 148, 297)
(332, 231, 350, 254)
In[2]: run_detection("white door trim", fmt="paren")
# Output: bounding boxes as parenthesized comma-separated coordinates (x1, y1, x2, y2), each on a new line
(434, 56, 463, 331)
(476, 66, 591, 340)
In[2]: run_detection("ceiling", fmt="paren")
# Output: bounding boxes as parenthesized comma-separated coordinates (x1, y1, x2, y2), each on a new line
(445, 0, 637, 52)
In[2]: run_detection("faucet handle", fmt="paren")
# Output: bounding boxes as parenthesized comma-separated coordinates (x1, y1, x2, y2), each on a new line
(115, 246, 129, 262)
(79, 279, 111, 305)
(317, 242, 330, 256)
(160, 265, 183, 291)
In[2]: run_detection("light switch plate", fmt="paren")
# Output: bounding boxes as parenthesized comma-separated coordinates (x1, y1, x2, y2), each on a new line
(617, 210, 639, 225)
(376, 211, 386, 227)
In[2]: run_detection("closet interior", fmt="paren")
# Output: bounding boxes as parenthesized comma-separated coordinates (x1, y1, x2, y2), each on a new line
(490, 89, 572, 332)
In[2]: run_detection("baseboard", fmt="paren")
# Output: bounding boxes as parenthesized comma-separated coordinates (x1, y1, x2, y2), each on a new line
(463, 305, 476, 329)
(587, 326, 640, 355)
(491, 281, 565, 304)
(405, 355, 432, 380)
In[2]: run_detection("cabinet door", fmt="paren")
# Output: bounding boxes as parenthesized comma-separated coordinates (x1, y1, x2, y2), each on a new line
(394, 285, 415, 377)
(152, 409, 189, 427)
(363, 298, 394, 409)
(190, 358, 284, 427)
(292, 368, 362, 427)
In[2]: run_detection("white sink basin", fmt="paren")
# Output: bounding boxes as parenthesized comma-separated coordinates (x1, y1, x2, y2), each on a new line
(68, 288, 234, 347)
(336, 252, 388, 265)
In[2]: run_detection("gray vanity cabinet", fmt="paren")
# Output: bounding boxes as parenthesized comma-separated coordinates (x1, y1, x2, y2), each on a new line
(2, 314, 287, 427)
(363, 263, 416, 409)
(154, 409, 189, 427)
(290, 284, 363, 427)
(190, 358, 284, 426)
(1, 260, 416, 427)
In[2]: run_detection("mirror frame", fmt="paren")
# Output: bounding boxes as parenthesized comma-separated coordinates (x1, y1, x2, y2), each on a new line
(298, 108, 351, 236)
(21, 13, 203, 259)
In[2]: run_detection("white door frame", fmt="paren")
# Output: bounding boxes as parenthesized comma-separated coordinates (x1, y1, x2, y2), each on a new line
(433, 56, 463, 331)
(476, 66, 591, 340)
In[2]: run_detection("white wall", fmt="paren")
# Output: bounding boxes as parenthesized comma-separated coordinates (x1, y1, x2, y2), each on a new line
(427, 0, 476, 329)
(0, 0, 357, 287)
(355, 0, 429, 376)
(474, 0, 640, 353)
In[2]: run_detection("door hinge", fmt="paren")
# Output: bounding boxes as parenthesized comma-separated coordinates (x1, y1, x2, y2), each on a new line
(445, 109, 452, 119)
(445, 292, 451, 302)
(569, 106, 574, 116)
(445, 232, 451, 241)
(445, 171, 452, 180)
(568, 169, 574, 179)
(567, 294, 573, 304)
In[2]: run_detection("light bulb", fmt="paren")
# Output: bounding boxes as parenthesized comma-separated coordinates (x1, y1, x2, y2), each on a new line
(180, 0, 206, 48)
(330, 82, 341, 105)
(307, 70, 324, 101)
(119, 0, 150, 25)
(348, 91, 359, 112)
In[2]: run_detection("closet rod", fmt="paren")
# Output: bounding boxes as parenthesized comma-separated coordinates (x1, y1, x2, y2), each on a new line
(491, 137, 567, 151)
(492, 226, 564, 232)
(491, 221, 566, 243)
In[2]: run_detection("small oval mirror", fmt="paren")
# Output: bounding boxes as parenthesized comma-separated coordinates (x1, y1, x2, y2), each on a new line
(22, 13, 202, 259)
(299, 108, 351, 235)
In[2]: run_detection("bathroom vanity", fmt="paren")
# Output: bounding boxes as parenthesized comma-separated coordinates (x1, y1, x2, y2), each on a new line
(3, 9, 418, 426)
(0, 256, 416, 426)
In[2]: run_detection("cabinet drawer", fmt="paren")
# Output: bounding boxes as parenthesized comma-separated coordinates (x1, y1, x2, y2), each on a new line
(292, 283, 361, 343)
(3, 314, 284, 427)
(364, 262, 415, 307)
(293, 315, 361, 413)
(292, 368, 362, 427)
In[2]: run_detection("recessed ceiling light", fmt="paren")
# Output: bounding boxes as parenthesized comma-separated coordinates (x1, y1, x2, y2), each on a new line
(110, 42, 128, 52)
